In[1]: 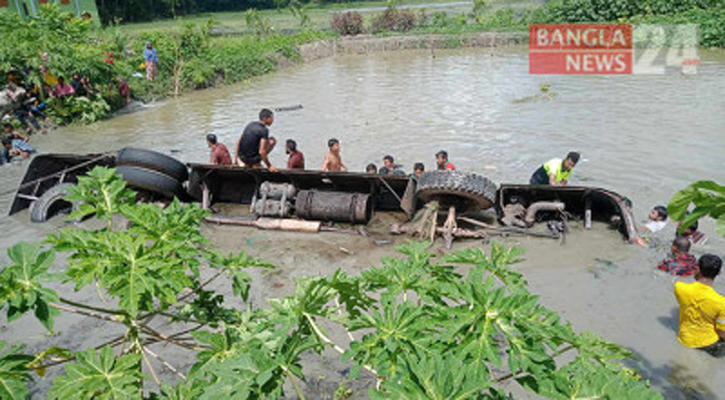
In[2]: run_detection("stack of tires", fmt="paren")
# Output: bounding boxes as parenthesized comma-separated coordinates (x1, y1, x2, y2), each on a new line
(115, 148, 189, 200)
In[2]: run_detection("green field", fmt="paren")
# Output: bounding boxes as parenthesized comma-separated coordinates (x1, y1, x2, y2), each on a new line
(117, 0, 543, 35)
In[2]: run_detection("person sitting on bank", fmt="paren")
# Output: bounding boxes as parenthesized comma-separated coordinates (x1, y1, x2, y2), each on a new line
(677, 214, 708, 247)
(2, 123, 29, 142)
(286, 139, 305, 170)
(51, 76, 75, 98)
(529, 152, 579, 186)
(413, 162, 425, 179)
(321, 138, 347, 172)
(382, 155, 405, 175)
(436, 150, 455, 171)
(234, 109, 277, 172)
(674, 254, 725, 358)
(366, 163, 377, 174)
(2, 136, 35, 161)
(658, 236, 698, 277)
(207, 134, 231, 165)
(637, 205, 668, 233)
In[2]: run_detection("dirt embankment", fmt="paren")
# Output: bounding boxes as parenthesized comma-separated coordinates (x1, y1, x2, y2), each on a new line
(298, 32, 528, 62)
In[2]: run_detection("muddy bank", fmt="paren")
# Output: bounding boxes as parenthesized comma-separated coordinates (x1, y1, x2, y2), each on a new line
(298, 32, 528, 61)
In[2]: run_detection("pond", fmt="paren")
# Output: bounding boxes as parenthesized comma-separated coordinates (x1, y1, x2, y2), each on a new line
(0, 45, 724, 398)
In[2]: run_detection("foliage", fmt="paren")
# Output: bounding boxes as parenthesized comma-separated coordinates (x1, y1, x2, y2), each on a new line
(668, 180, 725, 236)
(48, 346, 143, 400)
(370, 8, 418, 33)
(0, 341, 34, 400)
(627, 7, 725, 48)
(245, 9, 274, 37)
(471, 0, 490, 22)
(0, 242, 59, 332)
(289, 0, 313, 30)
(331, 12, 366, 36)
(0, 167, 662, 398)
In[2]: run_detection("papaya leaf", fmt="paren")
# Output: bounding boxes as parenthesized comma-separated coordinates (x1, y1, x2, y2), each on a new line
(0, 341, 33, 400)
(0, 243, 60, 331)
(48, 346, 143, 400)
(64, 166, 136, 222)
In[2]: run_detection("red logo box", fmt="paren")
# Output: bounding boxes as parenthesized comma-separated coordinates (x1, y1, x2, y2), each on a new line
(530, 24, 633, 74)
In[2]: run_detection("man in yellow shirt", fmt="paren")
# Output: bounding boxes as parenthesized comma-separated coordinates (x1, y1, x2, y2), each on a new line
(674, 254, 725, 357)
(529, 151, 580, 186)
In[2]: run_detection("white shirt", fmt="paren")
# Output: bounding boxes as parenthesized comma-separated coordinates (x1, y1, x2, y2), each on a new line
(645, 220, 667, 233)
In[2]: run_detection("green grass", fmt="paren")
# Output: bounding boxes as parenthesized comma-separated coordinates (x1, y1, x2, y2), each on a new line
(117, 0, 543, 35)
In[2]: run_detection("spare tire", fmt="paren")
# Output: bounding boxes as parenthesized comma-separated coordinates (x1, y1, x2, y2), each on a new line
(116, 148, 188, 182)
(115, 166, 188, 200)
(30, 183, 80, 223)
(416, 171, 497, 211)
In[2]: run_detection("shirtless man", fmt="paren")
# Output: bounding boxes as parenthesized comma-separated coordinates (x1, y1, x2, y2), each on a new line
(321, 138, 347, 172)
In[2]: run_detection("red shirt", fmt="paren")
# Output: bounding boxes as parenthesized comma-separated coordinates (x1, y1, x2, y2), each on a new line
(438, 162, 455, 171)
(210, 143, 232, 165)
(287, 150, 305, 169)
(658, 253, 698, 277)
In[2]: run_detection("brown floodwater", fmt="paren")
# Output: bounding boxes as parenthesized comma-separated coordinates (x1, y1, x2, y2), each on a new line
(1, 46, 724, 398)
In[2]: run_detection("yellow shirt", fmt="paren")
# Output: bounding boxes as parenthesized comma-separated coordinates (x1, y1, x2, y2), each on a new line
(674, 281, 725, 348)
(542, 158, 572, 184)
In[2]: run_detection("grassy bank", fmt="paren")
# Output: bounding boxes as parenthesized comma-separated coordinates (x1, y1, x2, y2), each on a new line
(2, 0, 722, 128)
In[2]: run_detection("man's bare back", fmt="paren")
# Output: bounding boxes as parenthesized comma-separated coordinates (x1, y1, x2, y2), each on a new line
(322, 152, 347, 171)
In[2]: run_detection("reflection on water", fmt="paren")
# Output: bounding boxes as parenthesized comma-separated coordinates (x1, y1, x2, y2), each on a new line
(0, 46, 724, 398)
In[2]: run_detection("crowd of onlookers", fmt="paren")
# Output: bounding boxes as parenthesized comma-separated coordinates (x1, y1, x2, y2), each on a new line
(1, 67, 104, 164)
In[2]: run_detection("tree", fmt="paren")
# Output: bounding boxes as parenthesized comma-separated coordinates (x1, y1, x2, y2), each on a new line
(0, 167, 662, 399)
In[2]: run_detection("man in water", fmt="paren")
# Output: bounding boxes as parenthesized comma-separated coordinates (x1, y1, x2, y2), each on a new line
(637, 205, 669, 233)
(235, 109, 277, 172)
(677, 213, 708, 247)
(207, 134, 231, 165)
(321, 138, 347, 172)
(675, 254, 725, 357)
(286, 139, 305, 170)
(436, 150, 455, 171)
(657, 236, 697, 277)
(382, 155, 405, 175)
(413, 162, 425, 179)
(366, 163, 377, 174)
(529, 151, 579, 186)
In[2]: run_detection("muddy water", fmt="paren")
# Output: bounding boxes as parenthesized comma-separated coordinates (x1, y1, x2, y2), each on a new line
(1, 46, 725, 398)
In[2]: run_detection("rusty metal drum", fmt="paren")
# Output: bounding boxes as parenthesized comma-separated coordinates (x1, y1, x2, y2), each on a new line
(295, 190, 372, 224)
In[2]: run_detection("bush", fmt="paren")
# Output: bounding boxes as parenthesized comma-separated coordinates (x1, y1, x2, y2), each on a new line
(431, 11, 450, 27)
(370, 8, 417, 32)
(331, 11, 365, 36)
(543, 0, 717, 23)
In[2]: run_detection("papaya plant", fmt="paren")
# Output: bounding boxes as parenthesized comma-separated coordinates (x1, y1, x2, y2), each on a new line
(668, 180, 725, 236)
(0, 167, 662, 399)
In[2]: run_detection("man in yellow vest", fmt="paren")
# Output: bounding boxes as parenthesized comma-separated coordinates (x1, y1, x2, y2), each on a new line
(529, 152, 580, 186)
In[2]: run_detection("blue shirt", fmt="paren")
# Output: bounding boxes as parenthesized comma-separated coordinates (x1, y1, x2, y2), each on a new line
(144, 47, 158, 63)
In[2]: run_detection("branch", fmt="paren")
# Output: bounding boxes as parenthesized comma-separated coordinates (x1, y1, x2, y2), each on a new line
(143, 346, 186, 380)
(141, 346, 161, 385)
(32, 335, 126, 370)
(51, 303, 124, 324)
(58, 297, 126, 316)
(281, 365, 306, 400)
(303, 313, 379, 379)
(138, 324, 209, 351)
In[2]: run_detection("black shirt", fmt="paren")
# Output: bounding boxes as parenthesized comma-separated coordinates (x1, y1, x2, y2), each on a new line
(238, 121, 269, 162)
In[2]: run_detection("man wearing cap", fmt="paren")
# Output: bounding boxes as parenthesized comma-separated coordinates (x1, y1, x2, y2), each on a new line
(529, 152, 580, 186)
